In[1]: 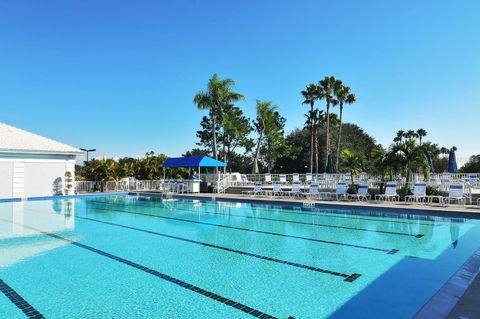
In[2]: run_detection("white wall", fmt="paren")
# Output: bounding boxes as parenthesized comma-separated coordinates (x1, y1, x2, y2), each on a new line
(0, 156, 75, 199)
(0, 162, 13, 198)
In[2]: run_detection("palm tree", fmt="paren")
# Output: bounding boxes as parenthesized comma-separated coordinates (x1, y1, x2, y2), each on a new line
(416, 128, 427, 145)
(334, 82, 356, 172)
(301, 84, 320, 173)
(193, 74, 245, 161)
(393, 130, 405, 143)
(340, 149, 365, 183)
(253, 100, 277, 173)
(318, 76, 336, 171)
(405, 130, 418, 140)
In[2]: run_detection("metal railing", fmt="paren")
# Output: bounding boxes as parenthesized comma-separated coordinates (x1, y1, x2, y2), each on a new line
(75, 173, 480, 194)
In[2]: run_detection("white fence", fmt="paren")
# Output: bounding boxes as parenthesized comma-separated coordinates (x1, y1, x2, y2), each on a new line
(75, 173, 480, 194)
(238, 173, 480, 190)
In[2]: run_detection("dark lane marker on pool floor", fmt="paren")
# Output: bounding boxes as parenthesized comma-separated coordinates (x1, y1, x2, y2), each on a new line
(81, 203, 399, 254)
(0, 217, 277, 319)
(0, 279, 45, 319)
(73, 214, 358, 279)
(89, 199, 424, 238)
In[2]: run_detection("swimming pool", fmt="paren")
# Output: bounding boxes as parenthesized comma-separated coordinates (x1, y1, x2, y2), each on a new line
(1, 195, 479, 318)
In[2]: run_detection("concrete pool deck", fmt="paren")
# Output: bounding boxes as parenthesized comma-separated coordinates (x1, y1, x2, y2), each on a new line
(135, 191, 480, 319)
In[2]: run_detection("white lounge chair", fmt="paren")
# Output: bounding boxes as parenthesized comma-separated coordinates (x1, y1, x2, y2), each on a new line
(305, 173, 313, 183)
(242, 181, 264, 196)
(468, 174, 478, 186)
(284, 181, 303, 198)
(305, 183, 319, 199)
(348, 184, 371, 201)
(375, 182, 400, 202)
(405, 183, 427, 203)
(279, 174, 287, 183)
(264, 173, 272, 184)
(265, 181, 284, 197)
(292, 173, 300, 183)
(442, 183, 467, 206)
(240, 174, 253, 185)
(320, 181, 348, 200)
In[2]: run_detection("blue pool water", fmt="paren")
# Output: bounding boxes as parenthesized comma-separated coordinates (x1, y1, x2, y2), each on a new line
(1, 195, 480, 318)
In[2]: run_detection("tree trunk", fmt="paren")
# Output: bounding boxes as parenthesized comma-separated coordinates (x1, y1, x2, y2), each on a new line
(314, 120, 319, 174)
(212, 113, 218, 160)
(325, 98, 331, 171)
(310, 104, 314, 174)
(335, 104, 344, 172)
(253, 131, 263, 173)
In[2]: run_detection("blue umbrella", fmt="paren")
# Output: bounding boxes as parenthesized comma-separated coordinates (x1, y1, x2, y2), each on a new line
(425, 151, 435, 173)
(448, 149, 458, 173)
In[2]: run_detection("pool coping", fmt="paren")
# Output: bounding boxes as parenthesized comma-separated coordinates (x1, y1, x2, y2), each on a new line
(413, 248, 480, 319)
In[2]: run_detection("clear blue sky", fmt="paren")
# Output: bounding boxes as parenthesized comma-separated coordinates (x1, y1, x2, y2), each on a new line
(1, 1, 479, 164)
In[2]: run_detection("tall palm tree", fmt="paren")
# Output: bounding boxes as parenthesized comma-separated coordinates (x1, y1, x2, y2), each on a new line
(416, 128, 427, 145)
(253, 100, 277, 173)
(394, 130, 405, 143)
(318, 76, 336, 171)
(301, 84, 320, 173)
(334, 82, 356, 172)
(405, 130, 418, 140)
(193, 74, 245, 161)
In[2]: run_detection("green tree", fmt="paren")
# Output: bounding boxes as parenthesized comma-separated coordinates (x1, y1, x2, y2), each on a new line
(318, 76, 337, 171)
(340, 149, 365, 183)
(333, 81, 356, 172)
(193, 74, 245, 161)
(416, 128, 427, 145)
(301, 84, 321, 173)
(460, 155, 480, 173)
(252, 100, 287, 173)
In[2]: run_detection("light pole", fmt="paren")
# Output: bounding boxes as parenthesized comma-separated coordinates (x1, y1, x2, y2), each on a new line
(80, 148, 96, 162)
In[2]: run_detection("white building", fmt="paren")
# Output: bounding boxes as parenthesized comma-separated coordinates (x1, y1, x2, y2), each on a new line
(0, 122, 83, 199)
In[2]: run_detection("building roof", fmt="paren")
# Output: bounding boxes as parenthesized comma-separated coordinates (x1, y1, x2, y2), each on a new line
(163, 156, 227, 168)
(0, 122, 83, 155)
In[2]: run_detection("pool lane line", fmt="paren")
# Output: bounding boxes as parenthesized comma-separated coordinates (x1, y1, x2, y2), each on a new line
(80, 203, 398, 254)
(0, 217, 278, 319)
(88, 199, 424, 238)
(137, 197, 443, 227)
(0, 279, 45, 319)
(74, 214, 360, 280)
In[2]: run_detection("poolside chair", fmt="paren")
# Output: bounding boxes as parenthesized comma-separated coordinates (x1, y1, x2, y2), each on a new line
(405, 183, 427, 203)
(442, 183, 467, 206)
(305, 173, 313, 183)
(279, 174, 287, 183)
(284, 181, 303, 198)
(264, 173, 272, 184)
(305, 183, 320, 200)
(292, 173, 300, 183)
(375, 182, 400, 202)
(468, 174, 478, 186)
(265, 181, 284, 197)
(348, 184, 371, 201)
(242, 181, 264, 196)
(319, 181, 348, 200)
(240, 174, 252, 185)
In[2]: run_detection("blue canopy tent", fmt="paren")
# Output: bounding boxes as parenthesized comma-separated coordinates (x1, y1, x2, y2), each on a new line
(448, 149, 458, 173)
(163, 156, 226, 179)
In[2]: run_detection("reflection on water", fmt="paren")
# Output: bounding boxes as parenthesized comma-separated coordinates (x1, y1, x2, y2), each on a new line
(450, 222, 460, 248)
(0, 200, 76, 269)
